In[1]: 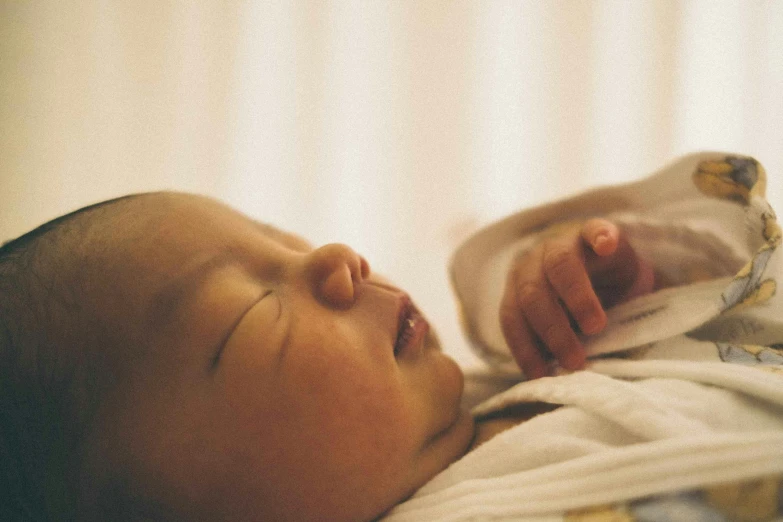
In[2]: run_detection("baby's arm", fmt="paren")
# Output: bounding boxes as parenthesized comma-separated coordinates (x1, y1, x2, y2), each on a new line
(499, 218, 655, 379)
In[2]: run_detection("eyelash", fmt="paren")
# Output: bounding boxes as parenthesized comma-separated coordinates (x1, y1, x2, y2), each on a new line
(265, 290, 282, 320)
(257, 289, 280, 320)
(211, 289, 277, 369)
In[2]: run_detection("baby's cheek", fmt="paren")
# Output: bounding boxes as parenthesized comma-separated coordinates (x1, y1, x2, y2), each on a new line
(284, 353, 419, 504)
(403, 350, 465, 432)
(309, 357, 415, 448)
(220, 333, 419, 518)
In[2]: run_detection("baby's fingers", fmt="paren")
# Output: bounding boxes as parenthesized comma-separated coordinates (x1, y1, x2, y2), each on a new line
(499, 298, 548, 379)
(581, 218, 620, 257)
(582, 218, 656, 306)
(501, 252, 586, 377)
(542, 239, 606, 336)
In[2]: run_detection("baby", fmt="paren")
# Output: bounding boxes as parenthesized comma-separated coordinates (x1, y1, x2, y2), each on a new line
(0, 192, 650, 521)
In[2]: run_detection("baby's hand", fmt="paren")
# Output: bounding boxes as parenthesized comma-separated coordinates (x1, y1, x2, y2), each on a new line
(499, 218, 655, 379)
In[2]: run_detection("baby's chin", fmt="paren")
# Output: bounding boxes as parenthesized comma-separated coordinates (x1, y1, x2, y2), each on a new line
(386, 407, 475, 518)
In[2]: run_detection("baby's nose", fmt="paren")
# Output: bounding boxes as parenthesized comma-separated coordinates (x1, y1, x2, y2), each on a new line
(305, 243, 370, 308)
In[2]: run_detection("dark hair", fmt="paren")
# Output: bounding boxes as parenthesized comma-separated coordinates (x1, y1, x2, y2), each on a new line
(0, 196, 136, 521)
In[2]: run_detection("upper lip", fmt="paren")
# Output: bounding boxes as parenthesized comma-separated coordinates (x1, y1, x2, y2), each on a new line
(396, 294, 413, 340)
(364, 281, 416, 355)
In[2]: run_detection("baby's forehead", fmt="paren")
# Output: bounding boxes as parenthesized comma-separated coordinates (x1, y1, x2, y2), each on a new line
(92, 193, 312, 311)
(252, 221, 313, 252)
(123, 192, 311, 251)
(77, 192, 315, 335)
(67, 194, 260, 378)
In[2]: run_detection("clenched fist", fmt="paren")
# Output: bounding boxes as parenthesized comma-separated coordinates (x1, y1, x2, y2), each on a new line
(499, 218, 655, 379)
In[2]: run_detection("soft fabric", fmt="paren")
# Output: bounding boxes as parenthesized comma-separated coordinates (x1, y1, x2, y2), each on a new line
(384, 153, 783, 521)
(385, 366, 783, 521)
(449, 152, 782, 368)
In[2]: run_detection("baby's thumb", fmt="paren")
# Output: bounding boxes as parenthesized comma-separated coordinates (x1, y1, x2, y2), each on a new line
(581, 218, 619, 257)
(586, 223, 656, 307)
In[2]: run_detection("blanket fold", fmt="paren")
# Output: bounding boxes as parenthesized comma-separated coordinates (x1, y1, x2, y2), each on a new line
(385, 153, 783, 521)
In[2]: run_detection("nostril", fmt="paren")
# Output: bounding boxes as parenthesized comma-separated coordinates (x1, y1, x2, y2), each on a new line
(319, 264, 355, 307)
(359, 256, 370, 280)
(306, 244, 370, 307)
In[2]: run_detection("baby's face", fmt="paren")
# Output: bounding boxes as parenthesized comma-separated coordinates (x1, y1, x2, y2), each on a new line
(81, 193, 473, 521)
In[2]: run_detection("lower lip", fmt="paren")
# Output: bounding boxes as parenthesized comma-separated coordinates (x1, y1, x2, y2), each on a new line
(397, 312, 430, 359)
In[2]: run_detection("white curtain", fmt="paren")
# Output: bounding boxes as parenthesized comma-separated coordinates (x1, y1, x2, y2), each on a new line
(2, 1, 782, 365)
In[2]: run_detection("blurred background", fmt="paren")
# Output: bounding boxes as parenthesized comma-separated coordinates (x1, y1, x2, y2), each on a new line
(2, 1, 782, 366)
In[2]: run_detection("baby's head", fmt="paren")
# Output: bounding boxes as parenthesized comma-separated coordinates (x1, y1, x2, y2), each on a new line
(0, 193, 474, 521)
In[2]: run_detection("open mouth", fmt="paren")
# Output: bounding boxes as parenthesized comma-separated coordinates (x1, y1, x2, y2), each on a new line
(394, 296, 429, 357)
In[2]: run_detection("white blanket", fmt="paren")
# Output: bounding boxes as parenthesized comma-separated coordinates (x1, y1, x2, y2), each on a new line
(386, 361, 783, 521)
(385, 153, 783, 521)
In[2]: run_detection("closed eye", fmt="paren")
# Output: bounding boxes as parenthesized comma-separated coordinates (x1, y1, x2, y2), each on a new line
(210, 289, 275, 370)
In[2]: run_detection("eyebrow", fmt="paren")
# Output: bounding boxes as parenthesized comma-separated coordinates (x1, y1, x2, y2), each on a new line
(253, 221, 312, 252)
(150, 220, 284, 326)
(147, 217, 288, 328)
(147, 219, 303, 345)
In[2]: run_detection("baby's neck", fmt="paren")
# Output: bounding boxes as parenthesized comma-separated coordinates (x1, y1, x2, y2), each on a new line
(467, 402, 560, 452)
